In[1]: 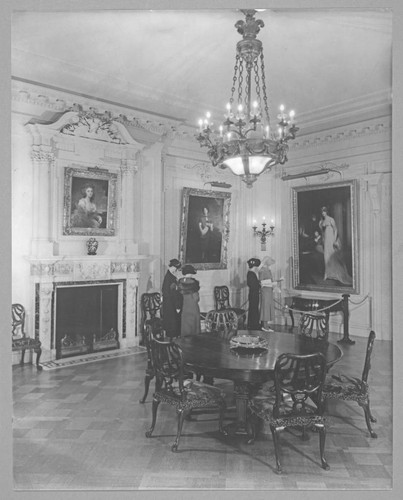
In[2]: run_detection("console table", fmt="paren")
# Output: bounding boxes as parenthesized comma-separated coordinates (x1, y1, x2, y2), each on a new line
(286, 293, 354, 345)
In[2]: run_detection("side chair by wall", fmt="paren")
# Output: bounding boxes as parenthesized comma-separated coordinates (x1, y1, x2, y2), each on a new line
(205, 308, 239, 341)
(323, 330, 377, 438)
(12, 303, 42, 370)
(298, 311, 329, 341)
(213, 285, 247, 329)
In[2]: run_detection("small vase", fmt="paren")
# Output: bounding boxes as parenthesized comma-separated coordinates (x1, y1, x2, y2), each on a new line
(86, 237, 98, 255)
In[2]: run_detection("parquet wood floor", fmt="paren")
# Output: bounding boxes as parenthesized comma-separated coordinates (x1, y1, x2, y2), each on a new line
(12, 328, 392, 490)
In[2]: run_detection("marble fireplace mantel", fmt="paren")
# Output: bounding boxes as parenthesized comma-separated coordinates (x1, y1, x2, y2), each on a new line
(28, 254, 146, 362)
(29, 255, 144, 282)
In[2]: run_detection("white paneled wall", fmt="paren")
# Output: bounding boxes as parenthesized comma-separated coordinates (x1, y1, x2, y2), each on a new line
(11, 81, 392, 343)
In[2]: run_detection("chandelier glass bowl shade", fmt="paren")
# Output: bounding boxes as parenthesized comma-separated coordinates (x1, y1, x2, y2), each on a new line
(196, 9, 299, 188)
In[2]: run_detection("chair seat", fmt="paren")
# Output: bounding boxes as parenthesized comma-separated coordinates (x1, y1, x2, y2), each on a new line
(154, 380, 226, 411)
(250, 394, 326, 428)
(230, 307, 247, 317)
(323, 374, 368, 403)
(12, 337, 41, 349)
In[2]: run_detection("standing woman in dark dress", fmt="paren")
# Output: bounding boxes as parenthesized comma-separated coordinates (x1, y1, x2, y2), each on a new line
(247, 257, 261, 330)
(177, 264, 201, 336)
(161, 258, 182, 339)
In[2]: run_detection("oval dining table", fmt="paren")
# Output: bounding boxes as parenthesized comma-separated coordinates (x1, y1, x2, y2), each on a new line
(176, 329, 343, 436)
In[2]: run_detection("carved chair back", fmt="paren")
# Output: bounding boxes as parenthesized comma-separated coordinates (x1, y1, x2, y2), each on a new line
(205, 309, 238, 340)
(140, 292, 162, 341)
(214, 285, 231, 311)
(12, 303, 26, 338)
(144, 317, 165, 364)
(361, 330, 376, 384)
(149, 336, 184, 397)
(273, 352, 327, 418)
(298, 312, 329, 341)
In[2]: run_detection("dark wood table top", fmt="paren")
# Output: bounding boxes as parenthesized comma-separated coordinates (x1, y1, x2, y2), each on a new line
(176, 330, 343, 384)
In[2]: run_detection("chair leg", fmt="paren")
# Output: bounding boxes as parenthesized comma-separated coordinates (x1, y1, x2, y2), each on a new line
(270, 425, 283, 474)
(366, 400, 377, 423)
(317, 424, 330, 470)
(172, 408, 188, 452)
(246, 412, 257, 444)
(34, 346, 42, 370)
(218, 402, 226, 435)
(145, 398, 160, 438)
(360, 401, 378, 438)
(139, 372, 153, 404)
(20, 349, 25, 365)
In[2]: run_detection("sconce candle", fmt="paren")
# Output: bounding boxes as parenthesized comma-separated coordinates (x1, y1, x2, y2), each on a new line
(253, 218, 275, 251)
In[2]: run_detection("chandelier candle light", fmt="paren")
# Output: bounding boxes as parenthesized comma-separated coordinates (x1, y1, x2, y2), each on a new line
(196, 9, 299, 188)
(253, 217, 275, 251)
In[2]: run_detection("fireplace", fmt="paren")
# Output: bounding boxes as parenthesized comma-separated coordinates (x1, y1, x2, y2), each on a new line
(55, 283, 120, 359)
(30, 256, 141, 363)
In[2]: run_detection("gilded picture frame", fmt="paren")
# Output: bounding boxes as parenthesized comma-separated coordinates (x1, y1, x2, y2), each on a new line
(62, 167, 118, 236)
(292, 180, 359, 294)
(179, 187, 231, 270)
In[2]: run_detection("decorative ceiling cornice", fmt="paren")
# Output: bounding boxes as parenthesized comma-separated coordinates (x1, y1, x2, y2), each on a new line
(290, 118, 391, 151)
(12, 78, 182, 139)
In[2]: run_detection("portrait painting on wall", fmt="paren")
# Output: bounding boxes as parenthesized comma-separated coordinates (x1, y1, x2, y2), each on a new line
(63, 167, 118, 236)
(179, 187, 231, 270)
(292, 180, 358, 294)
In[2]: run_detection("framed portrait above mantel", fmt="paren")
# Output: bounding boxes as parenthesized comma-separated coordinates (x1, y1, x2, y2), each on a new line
(179, 187, 231, 270)
(62, 167, 118, 236)
(291, 180, 359, 294)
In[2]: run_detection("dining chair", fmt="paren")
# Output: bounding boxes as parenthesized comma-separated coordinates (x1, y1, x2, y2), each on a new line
(139, 317, 165, 404)
(248, 352, 329, 474)
(298, 311, 329, 341)
(205, 308, 239, 341)
(145, 335, 227, 452)
(139, 292, 162, 346)
(323, 330, 377, 438)
(213, 285, 247, 328)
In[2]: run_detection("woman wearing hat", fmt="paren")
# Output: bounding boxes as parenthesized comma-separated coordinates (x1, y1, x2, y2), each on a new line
(247, 258, 261, 330)
(177, 264, 201, 336)
(161, 258, 182, 338)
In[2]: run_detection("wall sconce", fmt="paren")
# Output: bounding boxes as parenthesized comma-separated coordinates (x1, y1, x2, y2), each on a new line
(253, 217, 275, 251)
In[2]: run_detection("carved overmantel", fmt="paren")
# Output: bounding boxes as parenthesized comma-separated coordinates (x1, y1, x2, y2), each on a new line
(30, 255, 145, 362)
(25, 110, 152, 259)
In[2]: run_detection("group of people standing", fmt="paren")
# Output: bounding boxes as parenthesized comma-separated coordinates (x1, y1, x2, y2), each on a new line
(161, 258, 201, 339)
(161, 255, 282, 339)
(246, 256, 283, 331)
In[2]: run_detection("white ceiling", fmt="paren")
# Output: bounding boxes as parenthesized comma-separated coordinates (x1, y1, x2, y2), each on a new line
(12, 8, 392, 127)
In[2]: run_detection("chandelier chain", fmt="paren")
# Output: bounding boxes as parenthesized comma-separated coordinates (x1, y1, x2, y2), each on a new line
(254, 59, 262, 117)
(259, 50, 271, 125)
(245, 68, 251, 111)
(230, 54, 240, 105)
(237, 60, 244, 105)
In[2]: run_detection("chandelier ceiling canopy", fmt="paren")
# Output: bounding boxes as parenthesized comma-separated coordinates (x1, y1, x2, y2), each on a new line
(196, 9, 299, 188)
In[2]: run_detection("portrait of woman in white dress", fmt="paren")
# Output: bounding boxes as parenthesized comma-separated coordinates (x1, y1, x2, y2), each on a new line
(294, 181, 357, 292)
(319, 206, 352, 285)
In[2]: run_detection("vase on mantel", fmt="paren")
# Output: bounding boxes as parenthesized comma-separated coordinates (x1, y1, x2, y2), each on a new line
(86, 237, 99, 255)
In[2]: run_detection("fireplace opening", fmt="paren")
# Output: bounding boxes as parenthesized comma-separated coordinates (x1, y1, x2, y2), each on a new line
(55, 283, 120, 359)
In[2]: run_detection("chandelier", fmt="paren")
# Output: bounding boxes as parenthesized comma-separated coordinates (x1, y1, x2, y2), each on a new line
(196, 9, 299, 188)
